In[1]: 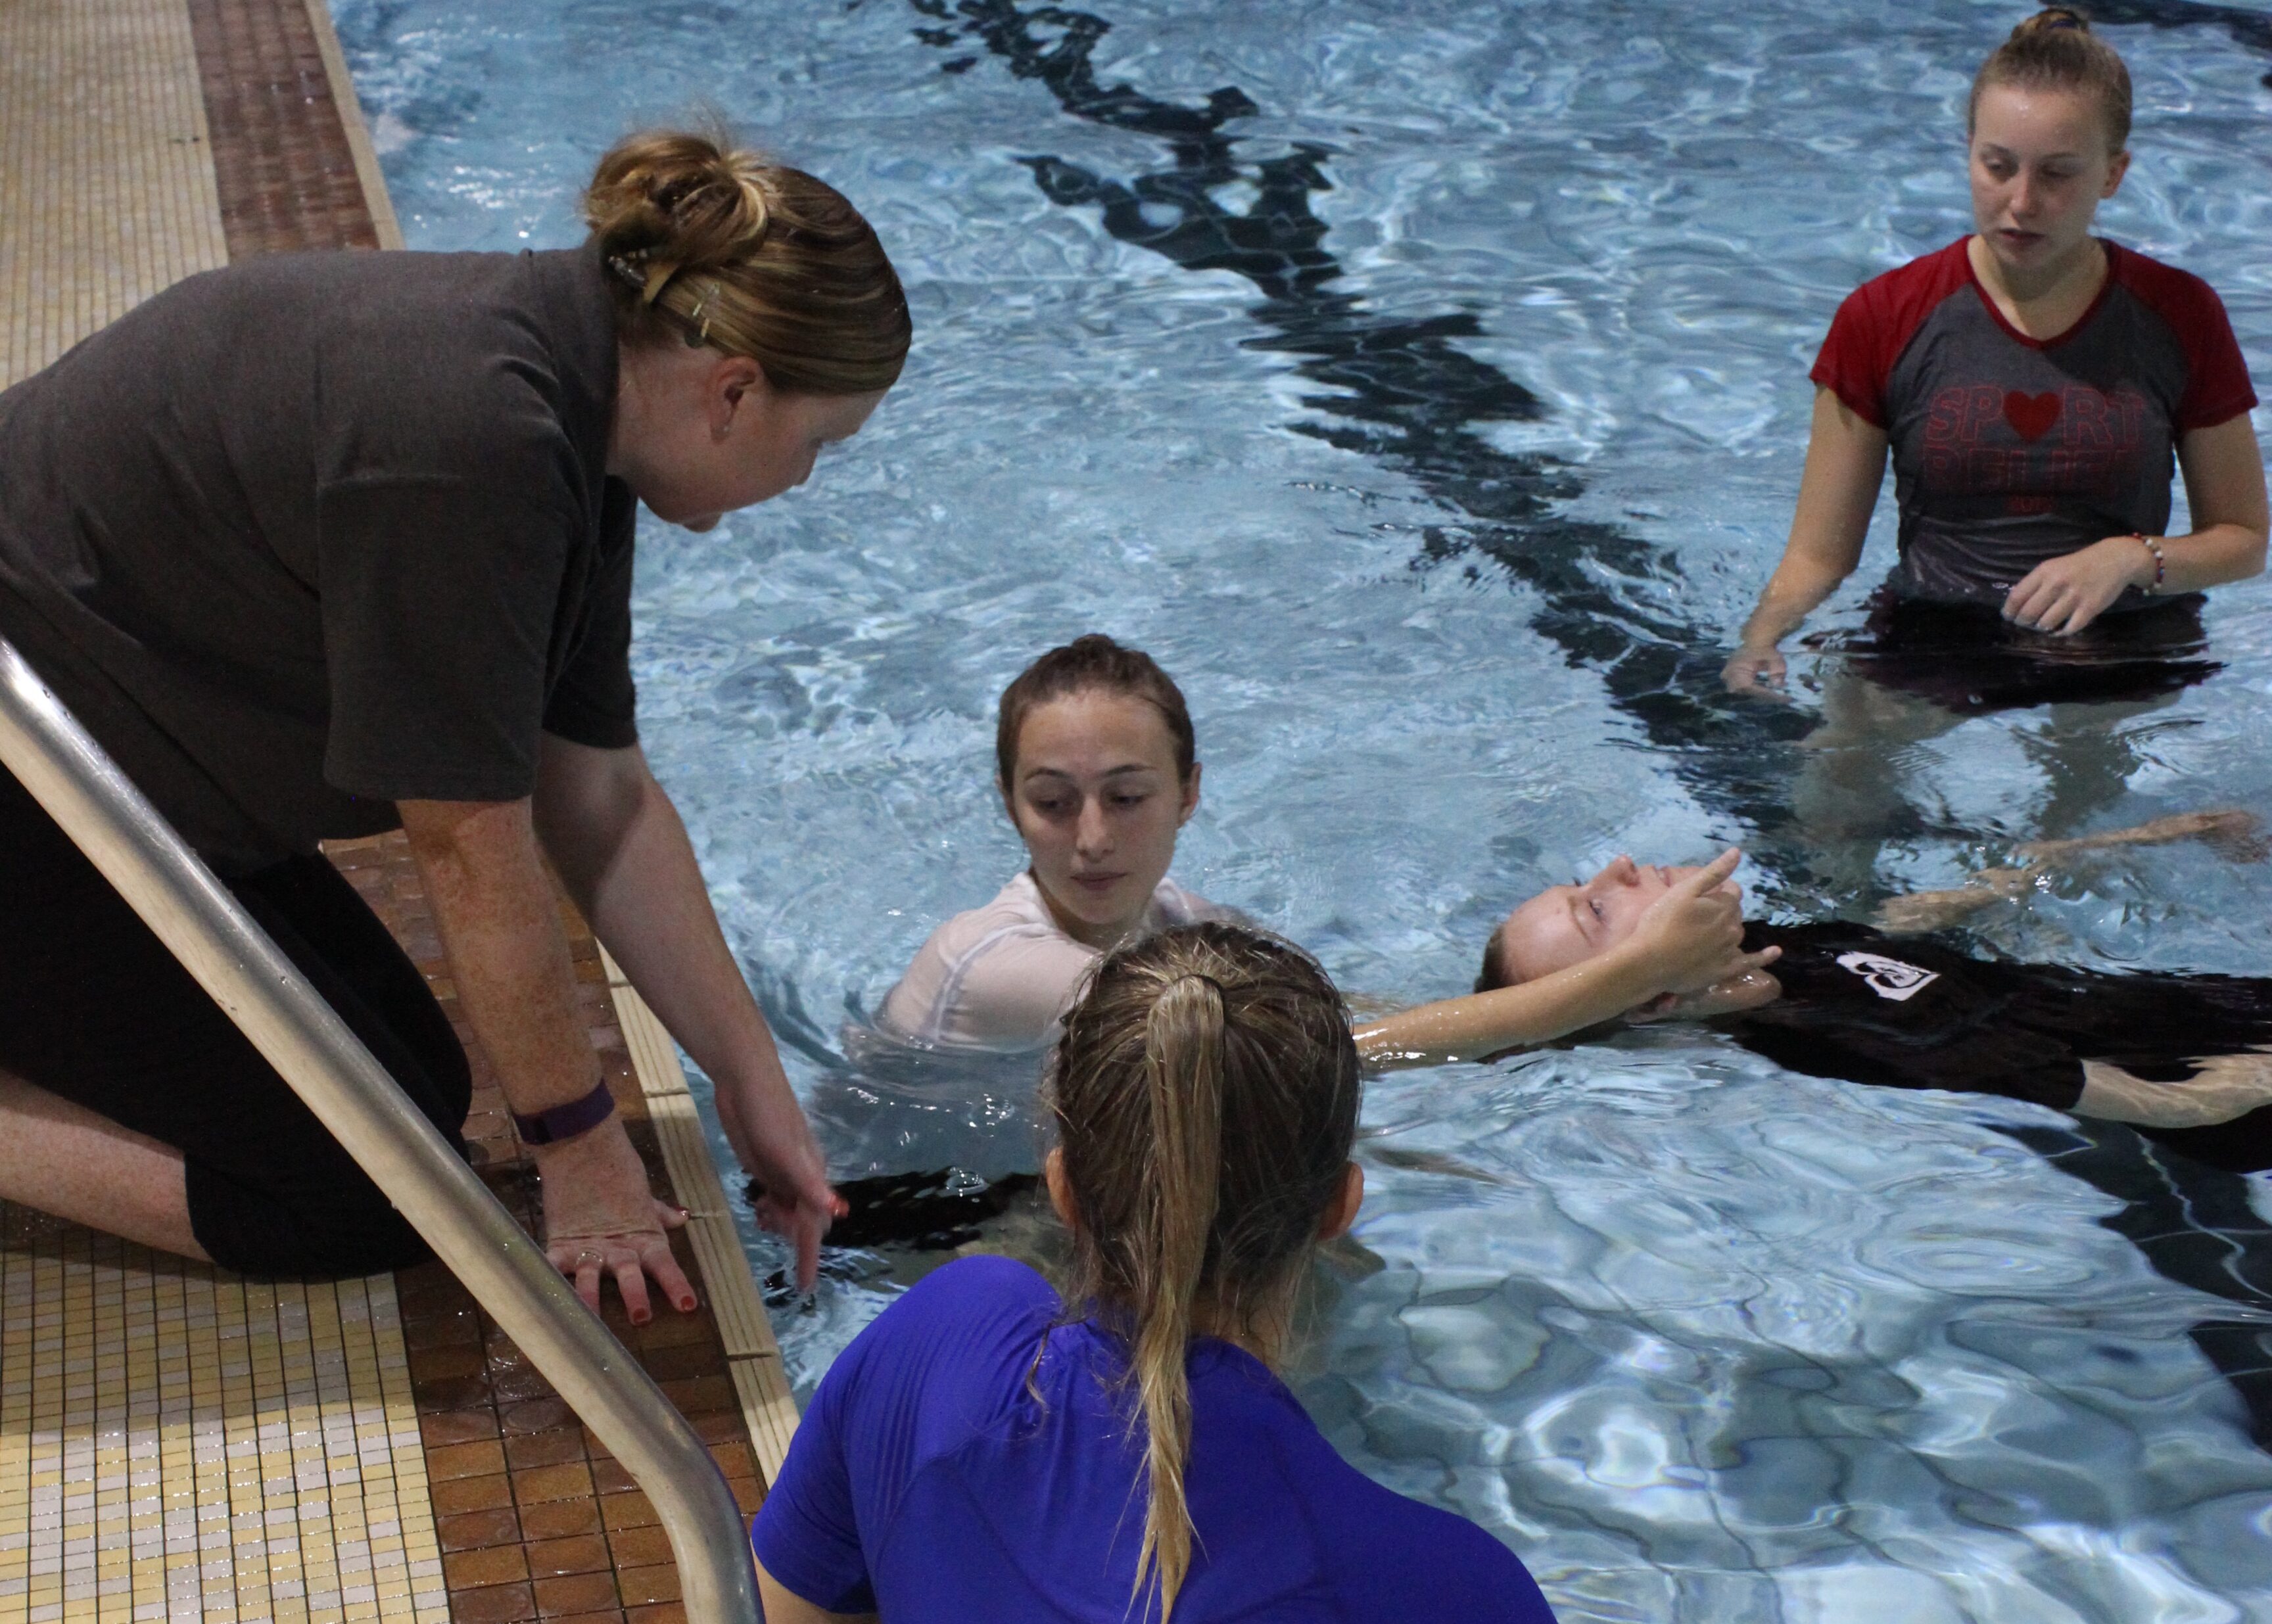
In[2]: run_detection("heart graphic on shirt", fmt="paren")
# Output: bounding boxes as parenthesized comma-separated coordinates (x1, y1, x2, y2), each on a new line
(2003, 390, 2061, 441)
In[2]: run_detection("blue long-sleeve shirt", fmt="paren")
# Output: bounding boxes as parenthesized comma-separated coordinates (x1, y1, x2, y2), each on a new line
(751, 1255, 1556, 1622)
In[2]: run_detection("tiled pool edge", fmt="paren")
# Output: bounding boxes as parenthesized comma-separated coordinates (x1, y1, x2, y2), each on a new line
(599, 954, 799, 1485)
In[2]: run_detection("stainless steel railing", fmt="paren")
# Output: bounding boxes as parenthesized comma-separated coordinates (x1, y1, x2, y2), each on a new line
(0, 638, 759, 1623)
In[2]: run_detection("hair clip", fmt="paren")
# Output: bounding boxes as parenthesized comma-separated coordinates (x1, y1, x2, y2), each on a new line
(640, 260, 683, 308)
(605, 252, 646, 290)
(683, 283, 717, 346)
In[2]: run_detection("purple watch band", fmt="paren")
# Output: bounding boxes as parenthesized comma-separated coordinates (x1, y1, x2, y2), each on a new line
(511, 1079, 617, 1147)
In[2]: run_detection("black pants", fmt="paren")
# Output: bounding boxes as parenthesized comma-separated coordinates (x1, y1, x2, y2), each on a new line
(0, 772, 469, 1276)
(1807, 588, 2220, 716)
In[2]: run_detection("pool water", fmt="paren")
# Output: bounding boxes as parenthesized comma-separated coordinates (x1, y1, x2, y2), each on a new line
(335, 1, 2272, 1615)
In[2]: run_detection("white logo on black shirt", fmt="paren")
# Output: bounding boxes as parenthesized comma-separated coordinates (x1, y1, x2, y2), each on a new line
(1835, 951, 1941, 1002)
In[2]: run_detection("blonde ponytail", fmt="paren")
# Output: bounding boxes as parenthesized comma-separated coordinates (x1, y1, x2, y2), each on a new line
(1129, 975, 1225, 1616)
(1051, 925, 1361, 1621)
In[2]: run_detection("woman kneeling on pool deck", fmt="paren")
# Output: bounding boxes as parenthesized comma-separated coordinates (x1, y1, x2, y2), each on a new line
(880, 634, 1764, 1055)
(1359, 817, 2272, 1172)
(753, 923, 1557, 1623)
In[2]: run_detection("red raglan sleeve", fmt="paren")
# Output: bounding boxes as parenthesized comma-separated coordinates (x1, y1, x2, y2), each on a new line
(1809, 241, 1972, 430)
(2171, 280, 2257, 432)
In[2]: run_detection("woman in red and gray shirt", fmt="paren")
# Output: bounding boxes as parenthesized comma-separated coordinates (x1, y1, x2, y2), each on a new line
(1726, 9, 2266, 713)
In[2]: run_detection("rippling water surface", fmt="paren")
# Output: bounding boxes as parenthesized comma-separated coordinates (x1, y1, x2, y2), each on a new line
(337, 1, 2272, 1615)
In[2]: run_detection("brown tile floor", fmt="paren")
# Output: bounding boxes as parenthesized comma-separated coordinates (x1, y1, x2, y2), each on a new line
(185, 0, 382, 256)
(326, 835, 769, 1624)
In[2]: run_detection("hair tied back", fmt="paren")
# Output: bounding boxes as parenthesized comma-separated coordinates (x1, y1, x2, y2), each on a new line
(583, 128, 909, 393)
(1970, 6, 2131, 152)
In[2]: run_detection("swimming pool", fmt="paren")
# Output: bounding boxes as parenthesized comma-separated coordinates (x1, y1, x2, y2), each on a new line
(335, 0, 2272, 1615)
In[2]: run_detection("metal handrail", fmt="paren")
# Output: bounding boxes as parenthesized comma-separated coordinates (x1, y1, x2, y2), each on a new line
(0, 638, 759, 1623)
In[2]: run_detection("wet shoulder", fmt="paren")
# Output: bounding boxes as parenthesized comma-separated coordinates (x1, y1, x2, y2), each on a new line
(878, 874, 1091, 1048)
(1150, 875, 1225, 926)
(1838, 238, 1976, 342)
(1813, 239, 1976, 427)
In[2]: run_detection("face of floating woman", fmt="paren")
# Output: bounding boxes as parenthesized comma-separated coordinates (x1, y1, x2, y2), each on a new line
(1001, 689, 1201, 950)
(615, 345, 885, 532)
(1492, 856, 1717, 983)
(1968, 82, 2129, 285)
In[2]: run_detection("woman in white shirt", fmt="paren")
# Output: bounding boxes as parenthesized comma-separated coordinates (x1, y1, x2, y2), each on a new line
(880, 636, 1763, 1056)
(880, 636, 1222, 1049)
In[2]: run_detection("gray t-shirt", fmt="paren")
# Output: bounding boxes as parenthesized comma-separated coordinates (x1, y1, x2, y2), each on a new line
(1810, 237, 2257, 607)
(0, 244, 637, 871)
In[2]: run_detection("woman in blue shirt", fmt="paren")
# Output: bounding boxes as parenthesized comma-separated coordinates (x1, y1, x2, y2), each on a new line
(751, 921, 1557, 1622)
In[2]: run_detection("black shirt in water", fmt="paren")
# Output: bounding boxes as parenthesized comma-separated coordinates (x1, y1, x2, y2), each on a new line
(0, 244, 637, 872)
(1720, 921, 2272, 1171)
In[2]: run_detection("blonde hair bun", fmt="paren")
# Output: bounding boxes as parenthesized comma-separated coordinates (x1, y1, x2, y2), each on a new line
(2012, 5, 2094, 37)
(582, 128, 909, 395)
(1970, 7, 2133, 152)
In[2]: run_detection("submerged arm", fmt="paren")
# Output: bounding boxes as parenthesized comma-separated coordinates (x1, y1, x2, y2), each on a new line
(1874, 809, 2262, 934)
(1724, 388, 1887, 695)
(2077, 1050, 2272, 1130)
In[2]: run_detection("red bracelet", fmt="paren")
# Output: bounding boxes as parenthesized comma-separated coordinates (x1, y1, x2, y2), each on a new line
(2129, 532, 2166, 593)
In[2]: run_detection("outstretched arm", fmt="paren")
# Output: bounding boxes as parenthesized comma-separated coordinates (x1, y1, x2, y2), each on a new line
(1724, 389, 1887, 696)
(1356, 852, 1778, 1069)
(399, 793, 701, 1322)
(1873, 809, 2262, 933)
(532, 734, 840, 1291)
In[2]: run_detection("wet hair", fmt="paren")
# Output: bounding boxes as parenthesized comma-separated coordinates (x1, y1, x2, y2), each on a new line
(1047, 923, 1361, 1619)
(1475, 923, 1519, 994)
(583, 128, 910, 395)
(1969, 8, 2133, 154)
(995, 634, 1197, 791)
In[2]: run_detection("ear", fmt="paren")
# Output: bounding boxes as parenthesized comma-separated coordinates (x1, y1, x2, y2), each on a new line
(1045, 1147, 1079, 1234)
(2101, 147, 2131, 198)
(711, 354, 770, 435)
(1315, 1161, 1363, 1243)
(1178, 762, 1202, 826)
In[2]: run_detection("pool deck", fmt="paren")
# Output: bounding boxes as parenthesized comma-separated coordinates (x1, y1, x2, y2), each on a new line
(0, 4, 795, 1620)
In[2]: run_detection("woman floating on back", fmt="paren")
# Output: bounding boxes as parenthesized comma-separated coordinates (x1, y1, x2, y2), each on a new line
(1725, 9, 2267, 708)
(754, 924, 1557, 1621)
